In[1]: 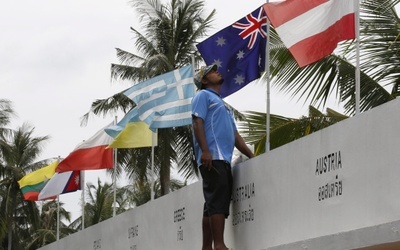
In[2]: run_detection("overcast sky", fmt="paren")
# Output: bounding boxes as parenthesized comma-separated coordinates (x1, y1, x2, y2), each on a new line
(1, 0, 327, 220)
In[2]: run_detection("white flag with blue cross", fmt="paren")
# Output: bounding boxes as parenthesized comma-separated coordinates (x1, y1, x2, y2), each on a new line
(123, 64, 195, 130)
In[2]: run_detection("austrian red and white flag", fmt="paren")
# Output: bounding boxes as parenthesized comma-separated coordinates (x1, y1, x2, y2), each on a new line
(264, 0, 355, 67)
(56, 123, 114, 172)
(38, 171, 81, 200)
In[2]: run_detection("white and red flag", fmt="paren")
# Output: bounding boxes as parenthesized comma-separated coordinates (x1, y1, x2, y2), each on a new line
(264, 0, 355, 67)
(56, 123, 114, 172)
(38, 171, 81, 200)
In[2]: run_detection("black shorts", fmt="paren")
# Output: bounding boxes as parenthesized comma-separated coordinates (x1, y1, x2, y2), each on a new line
(200, 160, 233, 218)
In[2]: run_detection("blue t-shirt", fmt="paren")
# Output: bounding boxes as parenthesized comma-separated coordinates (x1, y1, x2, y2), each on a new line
(191, 89, 237, 166)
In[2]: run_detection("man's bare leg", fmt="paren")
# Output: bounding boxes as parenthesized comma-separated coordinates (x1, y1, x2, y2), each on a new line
(202, 216, 213, 250)
(210, 214, 229, 250)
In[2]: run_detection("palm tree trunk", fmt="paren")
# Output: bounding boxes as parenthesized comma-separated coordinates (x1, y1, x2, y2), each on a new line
(160, 165, 170, 195)
(7, 217, 12, 250)
(7, 188, 15, 250)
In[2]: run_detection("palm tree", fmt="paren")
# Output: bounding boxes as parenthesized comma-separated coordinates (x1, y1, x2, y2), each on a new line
(70, 178, 131, 230)
(0, 100, 17, 250)
(239, 106, 349, 155)
(239, 0, 400, 151)
(125, 176, 186, 206)
(25, 200, 75, 249)
(0, 99, 14, 141)
(82, 0, 215, 196)
(0, 123, 49, 250)
(267, 0, 400, 115)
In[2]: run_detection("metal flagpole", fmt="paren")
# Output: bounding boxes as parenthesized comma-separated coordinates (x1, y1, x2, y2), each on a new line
(355, 0, 361, 115)
(191, 55, 196, 94)
(113, 116, 118, 217)
(81, 170, 85, 230)
(56, 156, 61, 240)
(150, 130, 156, 200)
(265, 0, 271, 152)
(57, 195, 60, 241)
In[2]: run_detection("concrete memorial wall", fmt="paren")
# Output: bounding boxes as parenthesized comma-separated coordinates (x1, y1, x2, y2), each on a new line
(39, 99, 400, 250)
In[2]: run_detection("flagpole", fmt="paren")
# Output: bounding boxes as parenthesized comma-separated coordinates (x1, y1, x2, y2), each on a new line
(56, 156, 60, 241)
(265, 0, 271, 152)
(112, 158, 117, 216)
(56, 195, 60, 241)
(355, 0, 360, 115)
(150, 130, 156, 201)
(113, 116, 118, 217)
(81, 170, 85, 230)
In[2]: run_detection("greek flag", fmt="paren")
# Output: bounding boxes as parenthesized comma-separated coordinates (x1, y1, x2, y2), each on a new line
(124, 65, 195, 130)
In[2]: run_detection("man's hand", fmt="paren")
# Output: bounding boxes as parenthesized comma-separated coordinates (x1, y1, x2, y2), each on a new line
(200, 151, 213, 170)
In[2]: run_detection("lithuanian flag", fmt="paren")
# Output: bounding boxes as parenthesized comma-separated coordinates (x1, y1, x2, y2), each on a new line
(18, 160, 58, 201)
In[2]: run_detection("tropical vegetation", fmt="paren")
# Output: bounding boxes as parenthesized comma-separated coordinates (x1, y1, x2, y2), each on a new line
(82, 0, 216, 199)
(0, 122, 50, 249)
(239, 0, 400, 154)
(0, 0, 399, 248)
(26, 200, 74, 249)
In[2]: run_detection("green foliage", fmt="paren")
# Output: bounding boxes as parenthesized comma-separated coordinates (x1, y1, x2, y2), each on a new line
(26, 200, 75, 249)
(267, 0, 400, 114)
(0, 121, 51, 249)
(84, 0, 216, 197)
(240, 0, 400, 153)
(239, 106, 349, 155)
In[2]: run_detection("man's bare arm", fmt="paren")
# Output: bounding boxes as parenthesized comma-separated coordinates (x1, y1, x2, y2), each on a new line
(192, 116, 213, 170)
(234, 131, 254, 159)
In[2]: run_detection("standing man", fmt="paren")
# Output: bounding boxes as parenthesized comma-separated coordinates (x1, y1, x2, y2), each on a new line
(192, 64, 254, 250)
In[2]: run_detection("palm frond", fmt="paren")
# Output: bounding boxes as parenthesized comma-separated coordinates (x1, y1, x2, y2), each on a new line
(239, 106, 349, 154)
(80, 92, 134, 127)
(268, 0, 400, 115)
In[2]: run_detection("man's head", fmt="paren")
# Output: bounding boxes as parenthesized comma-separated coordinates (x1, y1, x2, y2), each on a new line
(194, 64, 223, 90)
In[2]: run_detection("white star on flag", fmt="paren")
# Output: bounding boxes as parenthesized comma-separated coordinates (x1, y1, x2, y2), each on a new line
(234, 74, 245, 85)
(216, 37, 226, 46)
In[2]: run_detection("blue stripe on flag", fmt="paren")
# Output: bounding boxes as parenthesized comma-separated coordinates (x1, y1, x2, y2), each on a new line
(123, 65, 195, 129)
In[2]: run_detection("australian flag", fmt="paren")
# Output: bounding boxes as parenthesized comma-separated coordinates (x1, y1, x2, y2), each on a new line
(196, 6, 267, 98)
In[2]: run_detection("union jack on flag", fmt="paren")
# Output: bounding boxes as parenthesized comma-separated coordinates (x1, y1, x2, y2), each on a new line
(197, 6, 267, 97)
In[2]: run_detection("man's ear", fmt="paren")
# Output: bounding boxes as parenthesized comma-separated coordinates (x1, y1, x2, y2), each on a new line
(201, 77, 208, 85)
